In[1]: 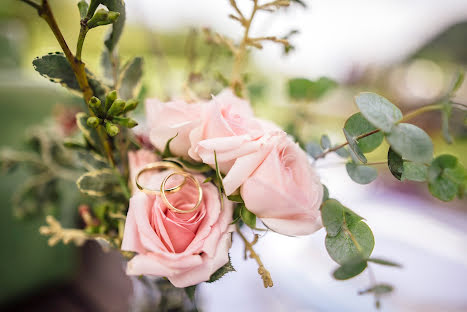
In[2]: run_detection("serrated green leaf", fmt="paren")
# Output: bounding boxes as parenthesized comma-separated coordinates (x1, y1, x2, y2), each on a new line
(359, 284, 394, 296)
(343, 128, 367, 164)
(240, 205, 256, 229)
(333, 259, 367, 280)
(325, 218, 375, 265)
(401, 162, 427, 182)
(119, 57, 143, 100)
(387, 147, 403, 180)
(208, 255, 235, 283)
(386, 123, 433, 163)
(368, 258, 402, 267)
(32, 53, 108, 100)
(288, 77, 337, 101)
(100, 0, 126, 53)
(355, 92, 403, 133)
(76, 169, 119, 197)
(306, 142, 323, 159)
(320, 134, 331, 149)
(346, 162, 378, 185)
(344, 112, 384, 153)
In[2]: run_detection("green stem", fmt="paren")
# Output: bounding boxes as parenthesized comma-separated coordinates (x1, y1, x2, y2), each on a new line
(76, 23, 88, 61)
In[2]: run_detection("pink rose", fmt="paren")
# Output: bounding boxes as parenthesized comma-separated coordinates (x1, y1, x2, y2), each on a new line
(240, 134, 324, 236)
(146, 98, 202, 159)
(121, 165, 234, 287)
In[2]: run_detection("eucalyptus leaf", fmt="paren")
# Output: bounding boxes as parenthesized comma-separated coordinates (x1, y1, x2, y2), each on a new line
(401, 162, 427, 182)
(320, 134, 331, 149)
(333, 259, 367, 280)
(344, 112, 384, 153)
(343, 128, 367, 164)
(325, 218, 375, 265)
(386, 123, 433, 163)
(288, 77, 337, 101)
(321, 199, 345, 237)
(428, 154, 466, 201)
(240, 205, 256, 229)
(387, 148, 403, 180)
(322, 184, 329, 203)
(359, 284, 394, 296)
(335, 146, 350, 158)
(119, 57, 143, 100)
(306, 142, 323, 159)
(346, 162, 378, 185)
(355, 92, 402, 133)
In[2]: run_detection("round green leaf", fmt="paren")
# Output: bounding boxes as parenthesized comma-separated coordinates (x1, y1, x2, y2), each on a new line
(325, 220, 375, 265)
(320, 134, 331, 149)
(346, 162, 378, 184)
(386, 123, 433, 163)
(344, 113, 384, 153)
(387, 148, 403, 180)
(306, 142, 323, 159)
(428, 176, 458, 201)
(355, 92, 402, 133)
(333, 260, 367, 280)
(321, 199, 344, 237)
(401, 162, 427, 182)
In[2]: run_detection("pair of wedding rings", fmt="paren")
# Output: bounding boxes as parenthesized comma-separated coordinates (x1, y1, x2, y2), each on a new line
(135, 161, 203, 214)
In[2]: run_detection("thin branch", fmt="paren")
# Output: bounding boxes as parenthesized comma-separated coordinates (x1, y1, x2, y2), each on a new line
(236, 224, 273, 288)
(19, 0, 40, 10)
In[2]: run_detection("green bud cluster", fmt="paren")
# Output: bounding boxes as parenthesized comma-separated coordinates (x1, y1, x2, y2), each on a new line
(85, 90, 139, 137)
(87, 8, 120, 29)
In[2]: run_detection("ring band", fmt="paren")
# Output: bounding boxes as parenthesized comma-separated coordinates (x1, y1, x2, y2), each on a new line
(135, 161, 186, 195)
(160, 172, 203, 214)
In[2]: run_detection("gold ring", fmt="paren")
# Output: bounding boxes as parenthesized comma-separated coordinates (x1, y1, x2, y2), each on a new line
(160, 172, 203, 214)
(135, 161, 186, 195)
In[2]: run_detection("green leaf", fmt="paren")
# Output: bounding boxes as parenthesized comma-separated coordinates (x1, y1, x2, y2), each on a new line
(306, 142, 323, 159)
(288, 77, 337, 101)
(355, 92, 403, 133)
(100, 0, 126, 53)
(386, 123, 433, 163)
(344, 112, 384, 153)
(163, 157, 212, 173)
(32, 53, 108, 100)
(162, 133, 178, 158)
(346, 162, 378, 184)
(442, 102, 453, 144)
(428, 155, 466, 201)
(184, 285, 196, 302)
(227, 194, 244, 203)
(335, 146, 350, 158)
(119, 57, 143, 100)
(343, 128, 367, 164)
(320, 134, 331, 149)
(240, 205, 256, 229)
(213, 151, 225, 193)
(325, 218, 375, 265)
(207, 255, 235, 283)
(76, 169, 119, 197)
(321, 199, 363, 237)
(387, 147, 403, 180)
(401, 162, 427, 182)
(77, 150, 109, 170)
(333, 259, 367, 280)
(448, 70, 465, 95)
(358, 284, 394, 296)
(368, 258, 402, 268)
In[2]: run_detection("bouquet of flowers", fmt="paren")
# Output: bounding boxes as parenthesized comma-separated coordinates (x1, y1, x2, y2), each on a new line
(3, 0, 466, 310)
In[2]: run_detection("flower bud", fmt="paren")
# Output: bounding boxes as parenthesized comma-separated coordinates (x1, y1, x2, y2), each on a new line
(105, 121, 119, 137)
(77, 0, 89, 19)
(113, 116, 138, 128)
(87, 116, 100, 128)
(107, 99, 126, 116)
(87, 9, 120, 29)
(123, 99, 139, 113)
(105, 90, 117, 111)
(88, 96, 102, 115)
